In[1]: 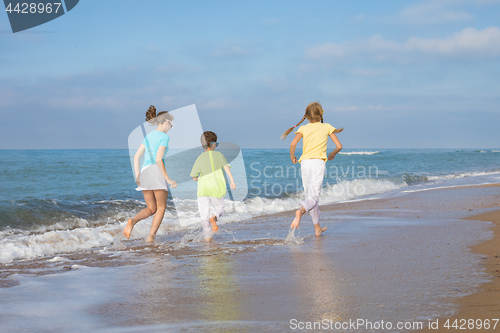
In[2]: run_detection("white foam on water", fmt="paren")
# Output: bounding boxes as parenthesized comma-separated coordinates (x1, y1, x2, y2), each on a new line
(70, 264, 89, 270)
(0, 178, 408, 263)
(283, 228, 305, 245)
(47, 256, 70, 263)
(427, 170, 500, 182)
(338, 151, 379, 155)
(0, 218, 90, 239)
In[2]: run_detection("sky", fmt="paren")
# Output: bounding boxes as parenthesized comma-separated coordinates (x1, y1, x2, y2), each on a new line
(1, 0, 499, 149)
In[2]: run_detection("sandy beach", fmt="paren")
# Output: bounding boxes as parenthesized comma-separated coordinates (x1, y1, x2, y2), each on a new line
(422, 207, 500, 332)
(1, 183, 499, 332)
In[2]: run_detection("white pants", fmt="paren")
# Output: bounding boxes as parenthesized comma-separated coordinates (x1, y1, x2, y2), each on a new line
(300, 159, 326, 225)
(198, 196, 225, 235)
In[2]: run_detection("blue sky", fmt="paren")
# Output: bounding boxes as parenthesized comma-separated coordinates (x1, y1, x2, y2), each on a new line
(1, 0, 499, 149)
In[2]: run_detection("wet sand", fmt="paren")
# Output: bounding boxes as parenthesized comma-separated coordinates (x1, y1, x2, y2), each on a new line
(1, 183, 499, 332)
(422, 208, 500, 333)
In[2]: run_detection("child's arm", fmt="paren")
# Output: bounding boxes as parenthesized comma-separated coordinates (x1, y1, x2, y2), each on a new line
(328, 133, 343, 161)
(289, 133, 302, 164)
(156, 146, 177, 188)
(192, 176, 198, 181)
(134, 144, 145, 186)
(223, 165, 236, 189)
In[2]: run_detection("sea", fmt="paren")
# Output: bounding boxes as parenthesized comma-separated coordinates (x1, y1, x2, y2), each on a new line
(0, 148, 499, 264)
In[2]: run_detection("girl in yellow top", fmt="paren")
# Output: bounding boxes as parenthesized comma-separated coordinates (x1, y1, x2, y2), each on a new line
(281, 102, 343, 236)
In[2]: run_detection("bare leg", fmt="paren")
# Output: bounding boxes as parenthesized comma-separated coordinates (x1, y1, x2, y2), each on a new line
(290, 207, 306, 229)
(146, 190, 168, 243)
(310, 204, 326, 236)
(209, 197, 224, 232)
(123, 190, 157, 239)
(314, 224, 327, 236)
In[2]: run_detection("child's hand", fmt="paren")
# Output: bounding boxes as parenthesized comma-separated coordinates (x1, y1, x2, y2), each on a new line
(328, 152, 336, 161)
(291, 156, 298, 164)
(167, 179, 178, 188)
(136, 175, 140, 187)
(230, 181, 236, 190)
(334, 127, 344, 134)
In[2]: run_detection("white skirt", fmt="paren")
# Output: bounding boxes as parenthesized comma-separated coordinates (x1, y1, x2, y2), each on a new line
(135, 164, 168, 191)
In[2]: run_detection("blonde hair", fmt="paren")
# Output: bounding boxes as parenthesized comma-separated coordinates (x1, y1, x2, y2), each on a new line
(145, 105, 174, 125)
(280, 102, 324, 140)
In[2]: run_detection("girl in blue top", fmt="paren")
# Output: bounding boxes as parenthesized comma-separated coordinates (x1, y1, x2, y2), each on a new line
(123, 105, 177, 243)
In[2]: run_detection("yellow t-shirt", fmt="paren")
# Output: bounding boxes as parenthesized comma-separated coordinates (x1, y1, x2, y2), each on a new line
(295, 122, 336, 163)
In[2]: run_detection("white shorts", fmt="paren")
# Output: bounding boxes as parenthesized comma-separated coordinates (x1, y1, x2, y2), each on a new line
(135, 164, 168, 191)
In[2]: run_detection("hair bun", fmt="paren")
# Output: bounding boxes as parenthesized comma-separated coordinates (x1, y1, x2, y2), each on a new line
(145, 105, 157, 122)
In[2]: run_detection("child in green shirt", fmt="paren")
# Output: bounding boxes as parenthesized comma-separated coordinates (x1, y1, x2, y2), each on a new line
(190, 131, 236, 241)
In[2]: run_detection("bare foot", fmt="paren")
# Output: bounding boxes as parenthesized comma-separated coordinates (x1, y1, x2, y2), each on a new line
(290, 209, 302, 229)
(210, 216, 219, 232)
(204, 237, 213, 242)
(123, 219, 134, 239)
(146, 234, 155, 243)
(315, 225, 327, 236)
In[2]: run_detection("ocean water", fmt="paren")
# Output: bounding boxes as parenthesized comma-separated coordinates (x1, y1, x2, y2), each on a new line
(0, 148, 499, 263)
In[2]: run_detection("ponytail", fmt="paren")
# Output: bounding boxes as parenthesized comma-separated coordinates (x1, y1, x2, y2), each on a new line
(280, 114, 306, 140)
(145, 105, 157, 122)
(145, 105, 173, 125)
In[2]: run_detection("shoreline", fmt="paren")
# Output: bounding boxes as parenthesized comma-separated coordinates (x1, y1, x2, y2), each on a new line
(421, 209, 500, 332)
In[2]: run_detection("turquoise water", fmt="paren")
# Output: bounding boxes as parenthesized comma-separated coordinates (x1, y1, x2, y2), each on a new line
(0, 148, 499, 262)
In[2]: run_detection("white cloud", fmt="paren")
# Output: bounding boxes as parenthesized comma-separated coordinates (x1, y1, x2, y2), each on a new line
(306, 34, 400, 60)
(306, 27, 500, 62)
(465, 0, 500, 4)
(405, 27, 500, 55)
(305, 43, 346, 59)
(397, 2, 473, 24)
(48, 96, 125, 110)
(394, 0, 500, 25)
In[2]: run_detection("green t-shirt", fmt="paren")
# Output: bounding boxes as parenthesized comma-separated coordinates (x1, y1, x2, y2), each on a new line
(190, 150, 230, 198)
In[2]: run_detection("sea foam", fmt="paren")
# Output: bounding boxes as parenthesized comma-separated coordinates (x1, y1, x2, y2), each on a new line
(338, 151, 379, 155)
(0, 178, 406, 263)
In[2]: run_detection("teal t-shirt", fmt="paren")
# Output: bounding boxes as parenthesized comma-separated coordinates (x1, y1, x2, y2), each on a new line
(142, 131, 170, 168)
(190, 151, 230, 198)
